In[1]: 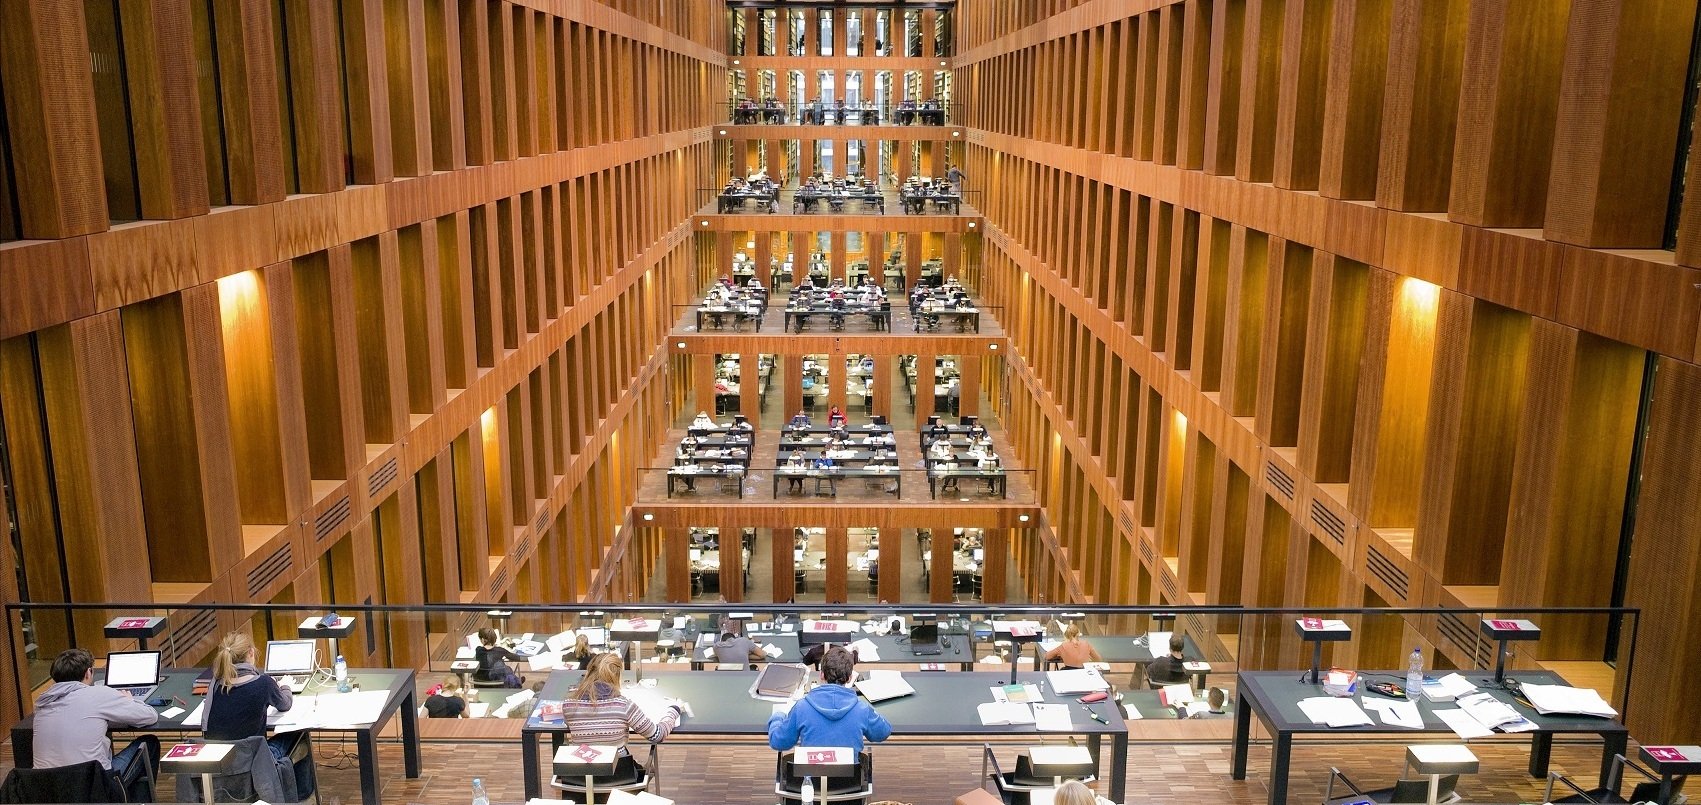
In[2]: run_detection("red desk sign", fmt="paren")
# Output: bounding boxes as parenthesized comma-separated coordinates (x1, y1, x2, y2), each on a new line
(571, 744, 605, 763)
(1301, 617, 1324, 630)
(118, 618, 151, 629)
(805, 749, 846, 765)
(165, 744, 205, 759)
(1647, 747, 1690, 763)
(1489, 619, 1523, 631)
(810, 622, 842, 631)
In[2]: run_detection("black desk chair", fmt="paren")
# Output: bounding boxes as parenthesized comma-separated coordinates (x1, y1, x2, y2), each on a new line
(0, 761, 130, 804)
(1326, 767, 1460, 804)
(775, 750, 873, 805)
(1545, 754, 1684, 804)
(982, 746, 1096, 805)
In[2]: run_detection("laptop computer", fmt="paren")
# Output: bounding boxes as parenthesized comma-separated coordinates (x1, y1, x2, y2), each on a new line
(909, 622, 943, 656)
(263, 639, 316, 691)
(102, 650, 161, 701)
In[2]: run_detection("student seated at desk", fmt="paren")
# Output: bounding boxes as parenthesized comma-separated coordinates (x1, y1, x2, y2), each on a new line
(814, 454, 837, 470)
(425, 675, 472, 718)
(785, 452, 809, 493)
(789, 411, 812, 428)
(475, 627, 526, 688)
(1145, 634, 1189, 686)
(767, 647, 891, 753)
(567, 634, 596, 671)
(691, 411, 714, 429)
(31, 648, 160, 801)
(202, 632, 297, 754)
(712, 630, 764, 669)
(1188, 687, 1231, 719)
(827, 405, 847, 427)
(559, 655, 684, 776)
(1044, 625, 1103, 670)
(928, 440, 953, 461)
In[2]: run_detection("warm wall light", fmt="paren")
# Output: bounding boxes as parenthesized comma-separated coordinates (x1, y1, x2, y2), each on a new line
(480, 406, 497, 432)
(1173, 410, 1188, 431)
(642, 513, 654, 521)
(989, 343, 998, 350)
(719, 129, 727, 135)
(701, 220, 710, 226)
(676, 341, 687, 349)
(733, 59, 741, 65)
(1018, 514, 1030, 522)
(967, 222, 976, 228)
(1398, 277, 1441, 320)
(952, 131, 961, 137)
(216, 270, 263, 332)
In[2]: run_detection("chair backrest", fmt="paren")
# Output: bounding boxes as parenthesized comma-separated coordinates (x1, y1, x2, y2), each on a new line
(777, 750, 873, 797)
(1388, 775, 1457, 803)
(1, 761, 126, 804)
(1627, 774, 1684, 803)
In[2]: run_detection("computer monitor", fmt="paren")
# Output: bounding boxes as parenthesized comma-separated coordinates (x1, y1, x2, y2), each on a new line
(263, 639, 318, 675)
(103, 651, 161, 687)
(908, 619, 941, 655)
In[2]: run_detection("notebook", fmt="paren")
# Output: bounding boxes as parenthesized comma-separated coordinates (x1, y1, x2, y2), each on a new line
(752, 663, 808, 700)
(852, 671, 915, 703)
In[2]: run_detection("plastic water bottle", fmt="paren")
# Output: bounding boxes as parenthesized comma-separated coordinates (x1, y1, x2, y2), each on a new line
(1406, 647, 1423, 699)
(800, 778, 815, 805)
(470, 778, 490, 805)
(334, 654, 351, 693)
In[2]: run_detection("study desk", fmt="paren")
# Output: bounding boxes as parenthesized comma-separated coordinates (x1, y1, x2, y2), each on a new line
(1231, 669, 1629, 805)
(694, 304, 764, 332)
(1063, 634, 1211, 688)
(793, 189, 885, 214)
(773, 466, 902, 498)
(718, 190, 779, 213)
(688, 632, 974, 670)
(927, 467, 1008, 499)
(519, 670, 1128, 801)
(9, 668, 420, 805)
(666, 465, 746, 498)
(900, 190, 962, 215)
(783, 304, 891, 332)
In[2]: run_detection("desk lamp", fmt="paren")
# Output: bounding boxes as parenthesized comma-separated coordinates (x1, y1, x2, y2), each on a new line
(104, 616, 167, 651)
(1294, 618, 1352, 685)
(1478, 618, 1540, 687)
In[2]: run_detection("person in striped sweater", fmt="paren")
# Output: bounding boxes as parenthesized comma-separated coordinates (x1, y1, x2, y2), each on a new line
(561, 653, 683, 755)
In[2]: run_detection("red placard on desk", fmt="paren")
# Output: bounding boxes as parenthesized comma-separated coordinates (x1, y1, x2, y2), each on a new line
(1489, 619, 1524, 631)
(165, 744, 205, 760)
(1647, 747, 1690, 763)
(1301, 617, 1324, 630)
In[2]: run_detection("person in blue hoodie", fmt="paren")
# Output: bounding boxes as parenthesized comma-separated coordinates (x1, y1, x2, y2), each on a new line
(766, 646, 892, 752)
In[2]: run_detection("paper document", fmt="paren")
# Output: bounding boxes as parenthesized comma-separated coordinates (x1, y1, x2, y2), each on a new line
(1159, 684, 1195, 707)
(1032, 703, 1074, 731)
(977, 701, 1035, 725)
(853, 671, 915, 703)
(762, 643, 783, 658)
(1296, 697, 1373, 728)
(1422, 673, 1478, 702)
(1434, 708, 1493, 739)
(1376, 701, 1424, 729)
(1122, 704, 1144, 720)
(1457, 692, 1532, 731)
(545, 631, 576, 653)
(1145, 632, 1172, 659)
(312, 690, 390, 728)
(468, 703, 490, 719)
(846, 638, 881, 661)
(1039, 639, 1062, 653)
(1519, 683, 1618, 718)
(160, 706, 185, 720)
(1046, 668, 1109, 694)
(182, 701, 206, 726)
(526, 651, 563, 672)
(621, 685, 684, 723)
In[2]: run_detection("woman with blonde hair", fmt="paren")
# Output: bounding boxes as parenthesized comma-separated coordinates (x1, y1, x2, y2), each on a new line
(1053, 779, 1103, 805)
(561, 653, 684, 751)
(1043, 623, 1104, 670)
(200, 631, 296, 759)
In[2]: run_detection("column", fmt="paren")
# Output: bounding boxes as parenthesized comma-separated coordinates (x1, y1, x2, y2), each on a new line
(825, 527, 849, 603)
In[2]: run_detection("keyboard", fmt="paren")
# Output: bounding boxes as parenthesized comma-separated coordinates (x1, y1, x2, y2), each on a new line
(277, 675, 307, 693)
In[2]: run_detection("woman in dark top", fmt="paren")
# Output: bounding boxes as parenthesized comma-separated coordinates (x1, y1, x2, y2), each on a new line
(474, 627, 525, 687)
(568, 634, 595, 671)
(424, 675, 470, 718)
(200, 631, 294, 758)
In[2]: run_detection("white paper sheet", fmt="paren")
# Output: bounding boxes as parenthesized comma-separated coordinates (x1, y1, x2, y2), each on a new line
(1377, 701, 1424, 729)
(976, 701, 1034, 725)
(1520, 683, 1618, 717)
(1433, 708, 1494, 739)
(1046, 668, 1109, 694)
(846, 638, 881, 662)
(1146, 632, 1173, 659)
(1296, 697, 1372, 728)
(1032, 703, 1074, 731)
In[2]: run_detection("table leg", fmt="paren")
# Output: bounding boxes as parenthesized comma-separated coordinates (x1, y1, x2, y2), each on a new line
(1231, 691, 1252, 780)
(1599, 731, 1628, 787)
(522, 732, 541, 801)
(401, 688, 421, 778)
(1267, 731, 1291, 805)
(357, 728, 382, 805)
(1106, 732, 1128, 802)
(1529, 732, 1553, 778)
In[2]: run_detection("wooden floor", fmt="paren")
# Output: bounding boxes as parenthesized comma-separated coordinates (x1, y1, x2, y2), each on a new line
(70, 733, 1635, 804)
